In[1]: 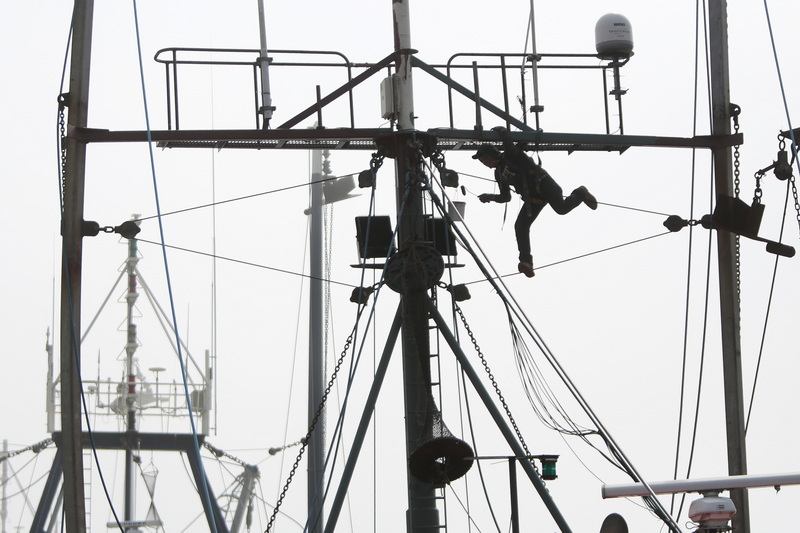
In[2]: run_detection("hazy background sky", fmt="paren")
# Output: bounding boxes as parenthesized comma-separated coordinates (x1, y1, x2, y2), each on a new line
(2, 1, 800, 532)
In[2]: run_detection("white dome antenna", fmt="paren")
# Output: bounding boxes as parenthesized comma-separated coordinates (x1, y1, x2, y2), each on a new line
(595, 14, 634, 59)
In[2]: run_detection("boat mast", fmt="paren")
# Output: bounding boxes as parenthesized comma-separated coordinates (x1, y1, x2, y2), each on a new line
(307, 149, 325, 533)
(60, 0, 94, 531)
(124, 237, 140, 522)
(391, 2, 442, 530)
(708, 2, 750, 532)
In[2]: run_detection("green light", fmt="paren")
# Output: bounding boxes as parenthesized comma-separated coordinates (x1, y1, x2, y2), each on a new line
(538, 455, 559, 481)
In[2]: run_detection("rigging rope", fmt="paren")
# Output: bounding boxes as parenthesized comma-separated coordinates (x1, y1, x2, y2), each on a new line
(455, 231, 672, 286)
(135, 238, 357, 289)
(130, 2, 217, 531)
(671, 0, 716, 522)
(133, 174, 353, 223)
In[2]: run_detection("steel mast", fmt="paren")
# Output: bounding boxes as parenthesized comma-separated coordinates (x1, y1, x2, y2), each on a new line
(307, 149, 326, 533)
(391, 1, 441, 530)
(60, 1, 94, 531)
(708, 2, 750, 531)
(123, 237, 140, 523)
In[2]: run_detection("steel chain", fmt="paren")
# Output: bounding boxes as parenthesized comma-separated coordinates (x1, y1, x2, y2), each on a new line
(792, 176, 800, 240)
(59, 101, 68, 196)
(454, 304, 532, 459)
(732, 112, 741, 198)
(203, 441, 250, 468)
(1, 438, 53, 460)
(753, 171, 763, 203)
(731, 112, 742, 308)
(265, 329, 356, 533)
(777, 136, 800, 239)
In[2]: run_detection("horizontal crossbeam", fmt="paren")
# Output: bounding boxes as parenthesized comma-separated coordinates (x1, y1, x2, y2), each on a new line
(68, 125, 741, 152)
(52, 431, 205, 451)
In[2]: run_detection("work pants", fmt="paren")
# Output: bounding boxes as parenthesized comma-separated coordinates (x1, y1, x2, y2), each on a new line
(514, 175, 585, 264)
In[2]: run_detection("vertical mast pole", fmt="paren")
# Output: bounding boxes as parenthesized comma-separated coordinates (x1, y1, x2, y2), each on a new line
(256, 0, 274, 128)
(124, 238, 140, 522)
(47, 330, 56, 433)
(307, 149, 325, 533)
(60, 1, 94, 531)
(708, 2, 750, 532)
(528, 0, 542, 128)
(392, 1, 440, 531)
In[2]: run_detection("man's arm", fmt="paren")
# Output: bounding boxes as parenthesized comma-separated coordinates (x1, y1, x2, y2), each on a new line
(479, 169, 511, 203)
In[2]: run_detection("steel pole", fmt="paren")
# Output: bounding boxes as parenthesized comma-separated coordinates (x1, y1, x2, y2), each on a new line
(392, 2, 441, 531)
(708, 2, 750, 532)
(307, 149, 325, 533)
(528, 0, 542, 128)
(231, 465, 258, 533)
(60, 1, 94, 531)
(509, 458, 520, 533)
(124, 238, 139, 522)
(256, 0, 274, 127)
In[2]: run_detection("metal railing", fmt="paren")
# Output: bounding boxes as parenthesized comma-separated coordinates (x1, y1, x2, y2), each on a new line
(438, 52, 630, 134)
(153, 47, 358, 130)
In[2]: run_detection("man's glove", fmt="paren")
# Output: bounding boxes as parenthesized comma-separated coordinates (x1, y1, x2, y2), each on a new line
(478, 193, 494, 203)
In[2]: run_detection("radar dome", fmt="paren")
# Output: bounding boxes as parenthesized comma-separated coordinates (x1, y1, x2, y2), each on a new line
(595, 13, 633, 59)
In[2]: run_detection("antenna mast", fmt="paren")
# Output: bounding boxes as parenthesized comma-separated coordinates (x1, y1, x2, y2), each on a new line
(257, 0, 274, 127)
(391, 1, 443, 530)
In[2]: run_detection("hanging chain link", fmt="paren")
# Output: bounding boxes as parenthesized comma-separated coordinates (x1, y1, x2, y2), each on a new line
(454, 304, 534, 461)
(732, 108, 741, 198)
(791, 176, 800, 239)
(780, 135, 800, 239)
(753, 169, 763, 204)
(730, 107, 742, 309)
(792, 176, 800, 240)
(264, 328, 357, 533)
(58, 97, 68, 197)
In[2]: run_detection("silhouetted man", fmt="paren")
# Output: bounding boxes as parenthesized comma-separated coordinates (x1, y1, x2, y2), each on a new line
(474, 143, 597, 277)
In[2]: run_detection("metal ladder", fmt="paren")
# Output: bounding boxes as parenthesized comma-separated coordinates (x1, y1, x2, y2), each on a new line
(82, 447, 92, 532)
(426, 292, 449, 531)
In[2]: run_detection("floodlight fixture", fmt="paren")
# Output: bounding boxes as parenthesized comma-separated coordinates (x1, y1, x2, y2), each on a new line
(441, 168, 459, 188)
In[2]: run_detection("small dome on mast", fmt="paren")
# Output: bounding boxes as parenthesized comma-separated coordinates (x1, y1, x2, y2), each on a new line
(595, 13, 634, 59)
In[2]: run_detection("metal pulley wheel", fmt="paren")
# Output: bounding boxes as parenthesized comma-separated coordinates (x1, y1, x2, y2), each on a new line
(384, 245, 444, 293)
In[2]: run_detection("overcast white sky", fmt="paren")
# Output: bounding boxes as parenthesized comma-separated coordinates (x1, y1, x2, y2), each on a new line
(2, 1, 800, 532)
